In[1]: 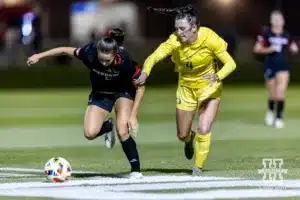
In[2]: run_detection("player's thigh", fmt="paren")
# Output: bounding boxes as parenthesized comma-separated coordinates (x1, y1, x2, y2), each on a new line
(84, 93, 113, 139)
(266, 78, 277, 98)
(275, 71, 289, 98)
(176, 108, 195, 140)
(84, 105, 110, 139)
(196, 84, 221, 134)
(264, 68, 277, 97)
(198, 98, 220, 134)
(114, 93, 134, 140)
(176, 86, 197, 140)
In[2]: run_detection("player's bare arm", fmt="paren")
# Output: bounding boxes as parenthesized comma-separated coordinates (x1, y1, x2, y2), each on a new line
(128, 85, 145, 137)
(253, 37, 276, 55)
(289, 41, 299, 54)
(27, 47, 77, 66)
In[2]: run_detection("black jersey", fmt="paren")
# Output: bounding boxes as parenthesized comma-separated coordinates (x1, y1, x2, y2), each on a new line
(257, 28, 294, 67)
(74, 42, 140, 93)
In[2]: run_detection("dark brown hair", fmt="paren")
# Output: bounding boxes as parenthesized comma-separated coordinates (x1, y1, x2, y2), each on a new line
(108, 28, 125, 46)
(147, 5, 200, 26)
(96, 36, 118, 54)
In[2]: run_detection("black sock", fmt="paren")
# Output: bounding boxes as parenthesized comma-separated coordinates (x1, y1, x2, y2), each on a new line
(121, 136, 140, 172)
(96, 120, 112, 137)
(276, 100, 285, 119)
(268, 99, 275, 111)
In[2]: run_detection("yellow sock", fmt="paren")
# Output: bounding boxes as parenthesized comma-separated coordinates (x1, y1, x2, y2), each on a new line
(194, 132, 211, 169)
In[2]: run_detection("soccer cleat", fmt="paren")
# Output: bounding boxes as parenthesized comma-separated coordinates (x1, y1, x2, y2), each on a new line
(274, 119, 284, 129)
(104, 118, 116, 149)
(128, 172, 143, 179)
(265, 110, 274, 126)
(184, 131, 195, 160)
(192, 166, 202, 176)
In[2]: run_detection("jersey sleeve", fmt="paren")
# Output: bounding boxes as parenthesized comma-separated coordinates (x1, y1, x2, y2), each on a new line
(206, 28, 228, 55)
(74, 43, 94, 62)
(206, 28, 236, 80)
(256, 29, 269, 47)
(142, 33, 179, 76)
(287, 32, 296, 45)
(132, 60, 141, 80)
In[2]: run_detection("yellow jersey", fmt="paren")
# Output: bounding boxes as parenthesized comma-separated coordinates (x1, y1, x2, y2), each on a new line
(142, 27, 236, 88)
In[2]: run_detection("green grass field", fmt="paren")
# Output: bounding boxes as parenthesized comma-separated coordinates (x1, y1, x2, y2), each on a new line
(1, 86, 300, 199)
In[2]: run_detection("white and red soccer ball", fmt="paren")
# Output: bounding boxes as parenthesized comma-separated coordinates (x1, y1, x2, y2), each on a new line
(44, 157, 72, 182)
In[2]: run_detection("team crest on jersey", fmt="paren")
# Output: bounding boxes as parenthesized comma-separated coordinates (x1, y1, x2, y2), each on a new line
(185, 62, 193, 69)
(269, 37, 288, 45)
(106, 67, 119, 74)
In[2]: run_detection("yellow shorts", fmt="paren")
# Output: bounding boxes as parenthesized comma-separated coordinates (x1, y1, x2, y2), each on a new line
(176, 82, 222, 111)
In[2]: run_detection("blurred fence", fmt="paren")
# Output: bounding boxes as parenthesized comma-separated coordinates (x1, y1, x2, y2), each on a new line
(1, 37, 300, 88)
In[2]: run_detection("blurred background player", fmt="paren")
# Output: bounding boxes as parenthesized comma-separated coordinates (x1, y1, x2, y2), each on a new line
(134, 5, 236, 175)
(253, 10, 298, 129)
(26, 34, 144, 179)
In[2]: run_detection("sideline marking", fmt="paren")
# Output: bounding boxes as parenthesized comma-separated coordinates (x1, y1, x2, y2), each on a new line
(1, 168, 300, 199)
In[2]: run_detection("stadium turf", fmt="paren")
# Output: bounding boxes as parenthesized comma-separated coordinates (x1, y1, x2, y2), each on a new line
(0, 86, 300, 199)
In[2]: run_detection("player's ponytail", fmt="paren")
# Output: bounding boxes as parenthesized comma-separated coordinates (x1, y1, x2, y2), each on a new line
(147, 7, 179, 16)
(147, 5, 200, 26)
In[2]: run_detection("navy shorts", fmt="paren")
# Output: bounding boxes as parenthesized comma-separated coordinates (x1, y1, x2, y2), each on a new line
(88, 91, 135, 112)
(264, 64, 289, 80)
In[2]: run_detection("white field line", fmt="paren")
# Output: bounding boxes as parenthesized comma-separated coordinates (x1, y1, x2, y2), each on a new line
(1, 187, 300, 199)
(109, 180, 300, 191)
(0, 175, 240, 190)
(0, 167, 103, 175)
(0, 173, 39, 177)
(0, 168, 300, 199)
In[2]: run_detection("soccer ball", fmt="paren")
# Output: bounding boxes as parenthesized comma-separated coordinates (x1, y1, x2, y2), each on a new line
(44, 157, 72, 182)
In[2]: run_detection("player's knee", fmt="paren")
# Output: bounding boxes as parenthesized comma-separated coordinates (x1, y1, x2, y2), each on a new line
(118, 132, 129, 141)
(177, 131, 190, 141)
(276, 89, 286, 99)
(116, 124, 129, 141)
(197, 125, 211, 134)
(84, 127, 99, 140)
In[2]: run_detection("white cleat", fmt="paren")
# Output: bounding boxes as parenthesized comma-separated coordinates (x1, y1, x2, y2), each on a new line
(274, 119, 284, 129)
(104, 118, 116, 149)
(265, 111, 274, 126)
(128, 172, 143, 179)
(192, 166, 202, 176)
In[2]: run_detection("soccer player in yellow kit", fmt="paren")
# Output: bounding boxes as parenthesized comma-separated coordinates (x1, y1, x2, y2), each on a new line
(134, 5, 236, 175)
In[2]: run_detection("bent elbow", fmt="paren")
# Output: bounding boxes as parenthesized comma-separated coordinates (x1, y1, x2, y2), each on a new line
(231, 60, 237, 71)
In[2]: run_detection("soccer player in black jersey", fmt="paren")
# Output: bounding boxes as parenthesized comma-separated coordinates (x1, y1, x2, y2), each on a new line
(27, 32, 144, 179)
(254, 10, 298, 129)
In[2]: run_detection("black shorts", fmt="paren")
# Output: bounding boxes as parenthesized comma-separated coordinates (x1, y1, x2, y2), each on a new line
(264, 60, 289, 80)
(264, 65, 289, 80)
(88, 91, 135, 112)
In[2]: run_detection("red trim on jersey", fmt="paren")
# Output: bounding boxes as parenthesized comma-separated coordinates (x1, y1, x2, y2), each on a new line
(257, 35, 267, 47)
(114, 54, 122, 65)
(132, 64, 141, 79)
(289, 40, 296, 46)
(136, 64, 141, 72)
(132, 64, 141, 88)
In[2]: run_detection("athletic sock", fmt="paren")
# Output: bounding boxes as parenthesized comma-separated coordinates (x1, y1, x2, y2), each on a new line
(194, 133, 211, 169)
(96, 120, 112, 138)
(268, 99, 275, 112)
(276, 100, 285, 119)
(121, 136, 140, 172)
